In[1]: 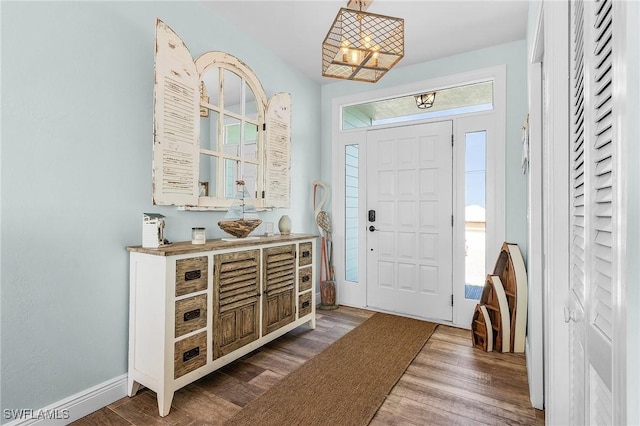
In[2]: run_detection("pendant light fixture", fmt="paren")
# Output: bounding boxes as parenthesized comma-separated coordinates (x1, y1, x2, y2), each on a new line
(322, 0, 404, 83)
(415, 92, 436, 109)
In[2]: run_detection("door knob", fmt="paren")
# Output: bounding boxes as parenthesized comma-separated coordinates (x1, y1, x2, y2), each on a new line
(369, 226, 378, 232)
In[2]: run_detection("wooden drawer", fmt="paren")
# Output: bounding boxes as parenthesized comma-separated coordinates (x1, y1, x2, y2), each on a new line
(175, 294, 207, 338)
(298, 292, 312, 318)
(298, 267, 312, 292)
(174, 331, 207, 379)
(176, 256, 208, 297)
(298, 242, 313, 267)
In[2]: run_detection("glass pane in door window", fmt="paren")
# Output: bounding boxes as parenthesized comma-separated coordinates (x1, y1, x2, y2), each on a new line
(345, 145, 359, 282)
(464, 131, 487, 300)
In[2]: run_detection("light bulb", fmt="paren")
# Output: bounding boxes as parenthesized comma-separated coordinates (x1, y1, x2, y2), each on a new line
(341, 40, 350, 63)
(351, 50, 359, 64)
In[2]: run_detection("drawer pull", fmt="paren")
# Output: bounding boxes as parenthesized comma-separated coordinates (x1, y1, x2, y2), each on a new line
(183, 309, 201, 322)
(182, 347, 200, 362)
(301, 251, 311, 258)
(301, 300, 310, 309)
(301, 275, 310, 283)
(184, 270, 201, 281)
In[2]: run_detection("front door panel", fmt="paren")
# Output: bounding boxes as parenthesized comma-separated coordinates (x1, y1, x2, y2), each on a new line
(366, 121, 453, 321)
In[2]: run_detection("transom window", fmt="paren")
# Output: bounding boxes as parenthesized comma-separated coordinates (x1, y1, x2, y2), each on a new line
(341, 81, 494, 130)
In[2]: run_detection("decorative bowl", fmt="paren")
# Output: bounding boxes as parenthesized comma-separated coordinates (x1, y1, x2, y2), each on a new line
(218, 219, 262, 239)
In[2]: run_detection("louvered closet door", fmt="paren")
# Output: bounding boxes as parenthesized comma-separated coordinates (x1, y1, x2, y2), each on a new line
(569, 0, 615, 423)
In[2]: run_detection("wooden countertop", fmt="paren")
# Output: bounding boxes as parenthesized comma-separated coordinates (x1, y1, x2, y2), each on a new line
(126, 233, 318, 256)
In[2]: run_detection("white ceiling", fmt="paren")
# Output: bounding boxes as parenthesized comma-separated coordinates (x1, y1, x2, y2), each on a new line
(204, 0, 529, 85)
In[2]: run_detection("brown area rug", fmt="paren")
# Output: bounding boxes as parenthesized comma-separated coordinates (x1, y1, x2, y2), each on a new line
(225, 313, 438, 426)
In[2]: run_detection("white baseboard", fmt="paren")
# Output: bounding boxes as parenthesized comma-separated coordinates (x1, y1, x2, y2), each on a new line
(3, 374, 127, 426)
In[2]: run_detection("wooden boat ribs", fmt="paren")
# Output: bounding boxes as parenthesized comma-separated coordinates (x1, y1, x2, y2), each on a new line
(471, 242, 528, 353)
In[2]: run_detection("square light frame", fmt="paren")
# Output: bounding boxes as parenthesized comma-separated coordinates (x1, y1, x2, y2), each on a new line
(322, 7, 404, 83)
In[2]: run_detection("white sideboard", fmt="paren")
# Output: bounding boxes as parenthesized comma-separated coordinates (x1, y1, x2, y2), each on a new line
(126, 234, 316, 416)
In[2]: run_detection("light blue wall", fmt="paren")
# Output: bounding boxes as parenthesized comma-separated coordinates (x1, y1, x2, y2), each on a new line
(320, 40, 529, 256)
(0, 1, 320, 416)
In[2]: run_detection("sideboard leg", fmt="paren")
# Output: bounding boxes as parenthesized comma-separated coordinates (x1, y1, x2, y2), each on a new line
(309, 315, 317, 330)
(128, 378, 141, 397)
(158, 390, 174, 417)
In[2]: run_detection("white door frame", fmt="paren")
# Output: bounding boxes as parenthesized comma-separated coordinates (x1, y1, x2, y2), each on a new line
(538, 1, 570, 424)
(611, 4, 634, 424)
(331, 66, 505, 328)
(526, 2, 545, 410)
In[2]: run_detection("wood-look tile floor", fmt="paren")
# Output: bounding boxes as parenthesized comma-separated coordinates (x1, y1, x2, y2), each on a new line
(72, 306, 544, 425)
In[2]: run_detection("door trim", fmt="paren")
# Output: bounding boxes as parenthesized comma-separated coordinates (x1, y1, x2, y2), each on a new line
(331, 66, 506, 329)
(526, 2, 545, 410)
(539, 2, 570, 424)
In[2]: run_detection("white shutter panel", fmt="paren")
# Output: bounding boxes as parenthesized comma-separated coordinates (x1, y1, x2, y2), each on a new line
(570, 324, 587, 426)
(152, 19, 200, 206)
(588, 0, 614, 423)
(570, 0, 616, 423)
(570, 2, 587, 422)
(590, 0, 614, 341)
(571, 0, 586, 307)
(264, 93, 291, 208)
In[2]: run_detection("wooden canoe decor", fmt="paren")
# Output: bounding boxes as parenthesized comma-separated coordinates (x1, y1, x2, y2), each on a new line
(478, 275, 511, 353)
(493, 242, 528, 353)
(471, 304, 493, 352)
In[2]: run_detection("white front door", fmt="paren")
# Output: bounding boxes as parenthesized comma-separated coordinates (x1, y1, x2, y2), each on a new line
(366, 121, 453, 321)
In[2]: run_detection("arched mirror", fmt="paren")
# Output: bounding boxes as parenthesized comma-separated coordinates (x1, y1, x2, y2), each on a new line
(152, 20, 290, 210)
(195, 52, 267, 209)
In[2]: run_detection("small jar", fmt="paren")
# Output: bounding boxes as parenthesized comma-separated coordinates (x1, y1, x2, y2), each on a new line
(264, 222, 274, 237)
(191, 227, 206, 245)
